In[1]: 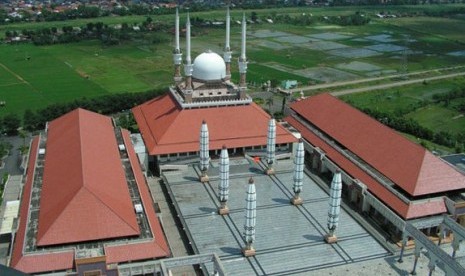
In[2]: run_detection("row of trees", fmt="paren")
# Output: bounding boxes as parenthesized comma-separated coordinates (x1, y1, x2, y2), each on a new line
(3, 2, 465, 25)
(432, 87, 465, 112)
(0, 89, 164, 136)
(5, 17, 169, 46)
(266, 12, 370, 26)
(39, 5, 102, 21)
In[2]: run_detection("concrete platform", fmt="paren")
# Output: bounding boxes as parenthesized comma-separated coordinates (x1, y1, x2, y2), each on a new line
(163, 158, 391, 275)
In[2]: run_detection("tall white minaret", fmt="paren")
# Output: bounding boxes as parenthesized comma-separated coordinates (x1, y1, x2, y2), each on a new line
(184, 13, 193, 93)
(223, 7, 232, 80)
(218, 145, 230, 215)
(325, 170, 342, 244)
(173, 8, 182, 82)
(238, 13, 248, 95)
(291, 139, 305, 205)
(265, 118, 276, 175)
(199, 120, 210, 183)
(242, 177, 256, 257)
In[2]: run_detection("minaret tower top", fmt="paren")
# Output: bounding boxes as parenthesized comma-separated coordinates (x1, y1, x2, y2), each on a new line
(184, 12, 193, 94)
(223, 7, 232, 80)
(173, 8, 182, 83)
(238, 13, 248, 94)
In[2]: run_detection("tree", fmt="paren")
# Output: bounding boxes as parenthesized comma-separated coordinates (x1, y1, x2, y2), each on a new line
(18, 129, 28, 154)
(1, 113, 20, 136)
(251, 12, 258, 22)
(23, 109, 42, 132)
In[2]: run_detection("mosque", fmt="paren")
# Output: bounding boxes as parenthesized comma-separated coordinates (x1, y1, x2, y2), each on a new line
(7, 7, 465, 276)
(132, 9, 297, 174)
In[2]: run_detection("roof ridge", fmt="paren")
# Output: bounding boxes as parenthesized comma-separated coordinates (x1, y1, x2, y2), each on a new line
(37, 186, 85, 244)
(410, 149, 428, 195)
(154, 108, 181, 145)
(83, 186, 140, 232)
(77, 110, 138, 233)
(77, 109, 87, 192)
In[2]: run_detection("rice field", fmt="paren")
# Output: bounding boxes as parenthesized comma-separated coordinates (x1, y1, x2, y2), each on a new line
(1, 5, 465, 119)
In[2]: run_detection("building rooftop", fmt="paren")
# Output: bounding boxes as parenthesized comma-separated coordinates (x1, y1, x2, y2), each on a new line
(162, 158, 390, 275)
(37, 109, 139, 246)
(133, 93, 297, 156)
(11, 109, 170, 274)
(289, 94, 465, 197)
(285, 115, 448, 219)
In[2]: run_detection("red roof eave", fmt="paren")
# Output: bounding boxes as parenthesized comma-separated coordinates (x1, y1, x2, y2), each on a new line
(105, 130, 170, 264)
(11, 137, 74, 273)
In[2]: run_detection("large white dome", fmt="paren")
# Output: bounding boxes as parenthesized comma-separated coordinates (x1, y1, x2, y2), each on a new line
(192, 51, 226, 81)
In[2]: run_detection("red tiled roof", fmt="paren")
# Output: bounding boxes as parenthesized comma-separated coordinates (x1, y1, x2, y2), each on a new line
(11, 137, 75, 273)
(133, 93, 297, 155)
(11, 111, 170, 274)
(290, 93, 465, 196)
(37, 109, 139, 246)
(105, 130, 170, 263)
(285, 116, 447, 219)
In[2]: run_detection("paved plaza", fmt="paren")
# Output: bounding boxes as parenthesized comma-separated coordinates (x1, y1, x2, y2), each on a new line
(163, 158, 391, 275)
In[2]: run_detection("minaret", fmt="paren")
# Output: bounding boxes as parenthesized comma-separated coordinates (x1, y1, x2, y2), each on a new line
(199, 120, 210, 183)
(218, 145, 230, 215)
(173, 8, 182, 83)
(242, 177, 256, 257)
(184, 13, 193, 100)
(325, 170, 342, 244)
(291, 139, 304, 205)
(265, 118, 276, 175)
(223, 7, 232, 80)
(238, 13, 248, 98)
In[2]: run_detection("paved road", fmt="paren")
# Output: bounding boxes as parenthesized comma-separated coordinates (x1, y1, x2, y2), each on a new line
(0, 135, 31, 177)
(288, 66, 465, 94)
(330, 71, 465, 96)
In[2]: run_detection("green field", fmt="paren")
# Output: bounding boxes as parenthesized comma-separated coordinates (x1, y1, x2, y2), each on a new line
(1, 5, 465, 119)
(406, 105, 465, 135)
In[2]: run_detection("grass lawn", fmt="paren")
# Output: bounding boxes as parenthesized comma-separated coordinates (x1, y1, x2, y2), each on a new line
(387, 16, 465, 43)
(48, 40, 173, 93)
(406, 105, 465, 135)
(341, 78, 464, 112)
(247, 63, 309, 84)
(0, 43, 109, 116)
(400, 132, 454, 153)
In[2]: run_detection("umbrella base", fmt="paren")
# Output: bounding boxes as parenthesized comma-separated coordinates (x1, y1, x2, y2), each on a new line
(325, 234, 338, 244)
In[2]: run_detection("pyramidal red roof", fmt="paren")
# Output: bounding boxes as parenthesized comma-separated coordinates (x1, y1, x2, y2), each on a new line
(290, 93, 465, 196)
(36, 109, 139, 246)
(133, 93, 297, 155)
